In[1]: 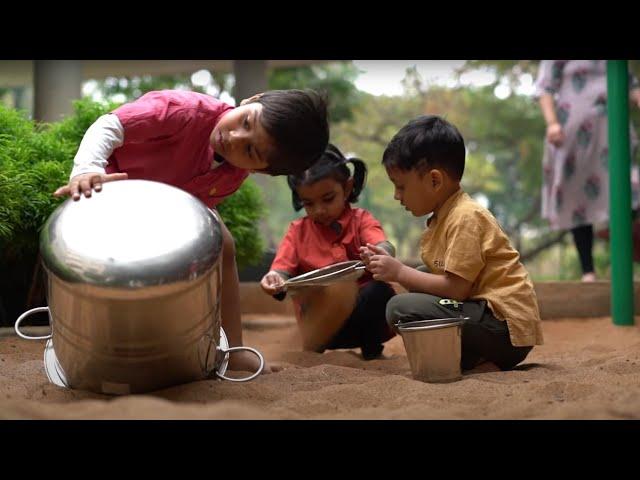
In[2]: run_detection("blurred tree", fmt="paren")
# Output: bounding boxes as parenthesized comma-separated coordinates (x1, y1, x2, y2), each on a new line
(459, 60, 640, 84)
(458, 60, 640, 126)
(268, 62, 362, 123)
(329, 65, 568, 263)
(89, 73, 231, 102)
(88, 61, 362, 123)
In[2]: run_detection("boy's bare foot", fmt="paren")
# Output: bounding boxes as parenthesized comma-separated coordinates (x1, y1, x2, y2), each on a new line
(227, 349, 283, 374)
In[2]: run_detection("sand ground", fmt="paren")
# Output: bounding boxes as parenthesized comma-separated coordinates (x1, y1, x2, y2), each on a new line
(1, 315, 639, 419)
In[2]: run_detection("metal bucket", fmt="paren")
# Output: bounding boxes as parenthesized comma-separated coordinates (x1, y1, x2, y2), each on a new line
(15, 180, 263, 394)
(396, 317, 468, 383)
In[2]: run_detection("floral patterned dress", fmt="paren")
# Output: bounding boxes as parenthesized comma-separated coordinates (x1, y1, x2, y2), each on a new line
(534, 60, 640, 231)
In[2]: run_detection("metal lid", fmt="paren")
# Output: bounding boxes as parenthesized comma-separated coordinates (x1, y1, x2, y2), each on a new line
(40, 180, 223, 287)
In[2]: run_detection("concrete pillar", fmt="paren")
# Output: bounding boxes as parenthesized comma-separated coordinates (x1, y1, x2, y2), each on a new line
(232, 60, 268, 104)
(33, 60, 82, 122)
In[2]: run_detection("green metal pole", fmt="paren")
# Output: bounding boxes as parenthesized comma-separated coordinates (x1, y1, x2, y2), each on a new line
(607, 60, 634, 326)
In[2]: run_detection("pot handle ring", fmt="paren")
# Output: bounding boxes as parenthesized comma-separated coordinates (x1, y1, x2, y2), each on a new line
(15, 307, 52, 340)
(215, 346, 265, 382)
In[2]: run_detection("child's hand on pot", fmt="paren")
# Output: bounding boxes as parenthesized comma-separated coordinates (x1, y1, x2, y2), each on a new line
(54, 172, 129, 201)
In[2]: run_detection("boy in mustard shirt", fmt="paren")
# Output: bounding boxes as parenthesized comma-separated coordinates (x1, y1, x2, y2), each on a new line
(360, 115, 543, 371)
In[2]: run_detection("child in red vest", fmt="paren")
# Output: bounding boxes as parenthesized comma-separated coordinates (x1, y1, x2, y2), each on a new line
(260, 144, 396, 359)
(54, 89, 329, 374)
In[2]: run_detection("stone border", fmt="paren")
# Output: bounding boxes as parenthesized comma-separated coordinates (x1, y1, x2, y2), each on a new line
(238, 281, 640, 320)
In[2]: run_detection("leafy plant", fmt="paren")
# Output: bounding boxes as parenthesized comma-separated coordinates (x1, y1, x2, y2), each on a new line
(216, 179, 265, 269)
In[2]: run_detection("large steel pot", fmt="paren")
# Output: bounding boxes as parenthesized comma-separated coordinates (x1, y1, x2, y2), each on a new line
(15, 180, 263, 394)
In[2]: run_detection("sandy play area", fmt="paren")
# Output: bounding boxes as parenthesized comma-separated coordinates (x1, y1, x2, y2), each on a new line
(1, 315, 639, 419)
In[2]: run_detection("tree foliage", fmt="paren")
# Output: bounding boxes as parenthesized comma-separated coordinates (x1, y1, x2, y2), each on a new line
(268, 62, 363, 123)
(90, 62, 363, 124)
(329, 66, 568, 262)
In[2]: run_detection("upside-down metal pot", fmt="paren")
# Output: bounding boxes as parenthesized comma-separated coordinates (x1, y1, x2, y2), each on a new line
(15, 180, 263, 394)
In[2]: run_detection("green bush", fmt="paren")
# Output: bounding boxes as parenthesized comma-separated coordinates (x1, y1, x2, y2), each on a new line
(217, 180, 265, 268)
(0, 98, 266, 268)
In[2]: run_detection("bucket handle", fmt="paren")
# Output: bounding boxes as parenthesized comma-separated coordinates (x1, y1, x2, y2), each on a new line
(215, 346, 265, 383)
(15, 307, 52, 340)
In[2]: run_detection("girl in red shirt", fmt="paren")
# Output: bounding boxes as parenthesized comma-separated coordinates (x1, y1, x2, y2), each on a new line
(261, 144, 396, 359)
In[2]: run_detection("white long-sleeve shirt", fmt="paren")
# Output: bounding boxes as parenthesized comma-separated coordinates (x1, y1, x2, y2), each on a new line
(70, 113, 124, 179)
(69, 112, 224, 179)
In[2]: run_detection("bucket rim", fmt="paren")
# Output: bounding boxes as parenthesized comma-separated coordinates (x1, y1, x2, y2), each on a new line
(397, 317, 468, 332)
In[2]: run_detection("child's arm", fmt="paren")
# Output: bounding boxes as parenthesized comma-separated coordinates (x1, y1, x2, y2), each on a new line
(54, 114, 128, 200)
(365, 243, 473, 301)
(260, 270, 289, 295)
(357, 210, 396, 265)
(264, 222, 299, 298)
(55, 91, 229, 201)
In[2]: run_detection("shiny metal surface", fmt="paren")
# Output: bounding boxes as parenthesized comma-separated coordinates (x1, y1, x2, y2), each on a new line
(17, 180, 264, 393)
(44, 337, 68, 388)
(40, 180, 223, 287)
(393, 317, 466, 333)
(15, 306, 52, 340)
(285, 260, 366, 289)
(215, 336, 265, 383)
(42, 325, 237, 391)
(397, 318, 467, 383)
(47, 267, 223, 394)
(38, 179, 227, 394)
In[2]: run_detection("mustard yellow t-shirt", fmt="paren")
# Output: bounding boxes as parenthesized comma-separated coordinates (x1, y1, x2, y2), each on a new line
(420, 189, 544, 347)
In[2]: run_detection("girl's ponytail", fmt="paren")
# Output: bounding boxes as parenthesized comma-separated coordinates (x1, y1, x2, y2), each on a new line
(287, 143, 368, 211)
(346, 158, 367, 203)
(287, 175, 305, 211)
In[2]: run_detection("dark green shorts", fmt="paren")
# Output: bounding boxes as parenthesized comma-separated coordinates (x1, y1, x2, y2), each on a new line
(386, 293, 532, 371)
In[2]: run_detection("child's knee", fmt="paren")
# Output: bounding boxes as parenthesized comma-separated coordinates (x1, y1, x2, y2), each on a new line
(385, 293, 444, 329)
(385, 294, 412, 329)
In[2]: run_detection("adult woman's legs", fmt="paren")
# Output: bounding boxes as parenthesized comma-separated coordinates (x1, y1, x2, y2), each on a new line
(571, 224, 596, 281)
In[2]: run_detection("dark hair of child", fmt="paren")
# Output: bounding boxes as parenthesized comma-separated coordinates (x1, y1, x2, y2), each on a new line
(255, 89, 330, 176)
(382, 115, 466, 181)
(287, 143, 367, 211)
